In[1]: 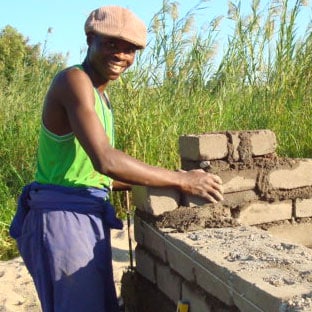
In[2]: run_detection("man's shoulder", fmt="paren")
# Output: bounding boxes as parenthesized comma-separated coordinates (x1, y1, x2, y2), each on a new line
(63, 65, 85, 76)
(52, 65, 89, 87)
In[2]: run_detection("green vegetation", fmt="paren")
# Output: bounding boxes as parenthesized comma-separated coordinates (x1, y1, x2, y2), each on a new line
(1, 0, 312, 260)
(0, 25, 66, 259)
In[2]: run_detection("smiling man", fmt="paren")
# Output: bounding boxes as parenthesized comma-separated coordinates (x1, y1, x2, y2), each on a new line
(10, 6, 224, 312)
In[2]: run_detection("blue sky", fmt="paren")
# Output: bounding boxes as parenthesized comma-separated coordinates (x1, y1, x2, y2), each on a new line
(0, 1, 311, 66)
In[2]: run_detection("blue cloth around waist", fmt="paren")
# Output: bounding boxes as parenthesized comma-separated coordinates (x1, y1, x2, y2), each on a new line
(9, 182, 123, 239)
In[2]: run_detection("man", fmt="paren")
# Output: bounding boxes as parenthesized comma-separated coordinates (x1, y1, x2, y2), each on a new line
(10, 6, 224, 312)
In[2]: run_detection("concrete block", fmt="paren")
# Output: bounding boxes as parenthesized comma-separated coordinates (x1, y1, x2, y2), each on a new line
(168, 226, 312, 312)
(237, 200, 292, 225)
(194, 260, 234, 305)
(156, 261, 182, 304)
(133, 214, 144, 245)
(166, 231, 235, 305)
(179, 133, 228, 161)
(267, 223, 312, 247)
(166, 226, 312, 311)
(295, 198, 312, 218)
(219, 169, 258, 193)
(250, 130, 277, 156)
(224, 190, 258, 207)
(166, 231, 227, 275)
(182, 282, 213, 312)
(180, 159, 200, 171)
(132, 185, 180, 216)
(180, 159, 231, 171)
(232, 268, 312, 312)
(135, 246, 156, 284)
(227, 131, 240, 161)
(181, 193, 211, 207)
(141, 220, 167, 263)
(268, 159, 312, 189)
(165, 238, 196, 282)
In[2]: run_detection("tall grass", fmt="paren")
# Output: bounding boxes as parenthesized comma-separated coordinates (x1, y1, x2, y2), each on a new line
(1, 0, 312, 259)
(112, 0, 312, 163)
(0, 57, 64, 259)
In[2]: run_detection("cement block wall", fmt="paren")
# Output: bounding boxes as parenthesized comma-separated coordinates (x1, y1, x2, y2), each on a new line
(130, 130, 312, 312)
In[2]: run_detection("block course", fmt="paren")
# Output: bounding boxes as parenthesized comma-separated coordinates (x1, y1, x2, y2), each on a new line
(134, 130, 312, 223)
(128, 129, 312, 312)
(133, 217, 312, 311)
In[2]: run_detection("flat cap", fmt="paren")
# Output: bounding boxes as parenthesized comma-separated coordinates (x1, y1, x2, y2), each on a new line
(85, 6, 147, 49)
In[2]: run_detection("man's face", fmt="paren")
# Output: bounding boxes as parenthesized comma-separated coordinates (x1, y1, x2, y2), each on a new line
(88, 34, 137, 81)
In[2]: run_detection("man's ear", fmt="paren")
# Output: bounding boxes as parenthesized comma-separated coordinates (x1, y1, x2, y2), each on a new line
(86, 32, 96, 46)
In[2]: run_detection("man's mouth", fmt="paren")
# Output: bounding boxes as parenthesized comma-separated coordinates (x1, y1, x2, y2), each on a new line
(108, 63, 125, 75)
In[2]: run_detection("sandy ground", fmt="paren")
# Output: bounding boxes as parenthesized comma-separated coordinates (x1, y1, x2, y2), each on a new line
(0, 221, 136, 312)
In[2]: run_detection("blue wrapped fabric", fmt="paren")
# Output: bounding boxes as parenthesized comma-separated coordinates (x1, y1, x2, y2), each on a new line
(10, 182, 123, 312)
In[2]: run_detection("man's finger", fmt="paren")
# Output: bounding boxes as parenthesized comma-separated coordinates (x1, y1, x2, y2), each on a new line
(210, 173, 222, 184)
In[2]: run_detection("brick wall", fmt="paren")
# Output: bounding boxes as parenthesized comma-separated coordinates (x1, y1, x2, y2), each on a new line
(128, 130, 312, 312)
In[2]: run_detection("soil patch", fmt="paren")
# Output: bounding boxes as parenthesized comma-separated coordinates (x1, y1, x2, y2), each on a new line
(153, 204, 238, 231)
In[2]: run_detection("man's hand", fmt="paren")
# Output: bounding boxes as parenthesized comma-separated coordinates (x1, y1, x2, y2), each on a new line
(178, 169, 224, 203)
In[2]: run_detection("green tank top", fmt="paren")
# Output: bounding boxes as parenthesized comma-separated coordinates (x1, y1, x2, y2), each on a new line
(35, 69, 114, 189)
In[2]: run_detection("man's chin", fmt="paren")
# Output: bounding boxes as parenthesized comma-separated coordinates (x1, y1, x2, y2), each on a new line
(108, 74, 121, 81)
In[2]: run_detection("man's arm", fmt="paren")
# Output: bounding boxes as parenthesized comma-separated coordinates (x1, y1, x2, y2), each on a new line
(112, 180, 132, 191)
(49, 68, 223, 203)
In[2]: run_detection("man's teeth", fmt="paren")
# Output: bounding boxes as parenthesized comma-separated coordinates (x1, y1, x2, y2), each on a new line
(111, 65, 123, 72)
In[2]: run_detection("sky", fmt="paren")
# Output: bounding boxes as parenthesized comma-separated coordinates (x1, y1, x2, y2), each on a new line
(0, 1, 311, 66)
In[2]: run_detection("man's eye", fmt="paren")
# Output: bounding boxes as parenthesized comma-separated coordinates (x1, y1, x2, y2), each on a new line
(129, 47, 136, 54)
(108, 41, 116, 48)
